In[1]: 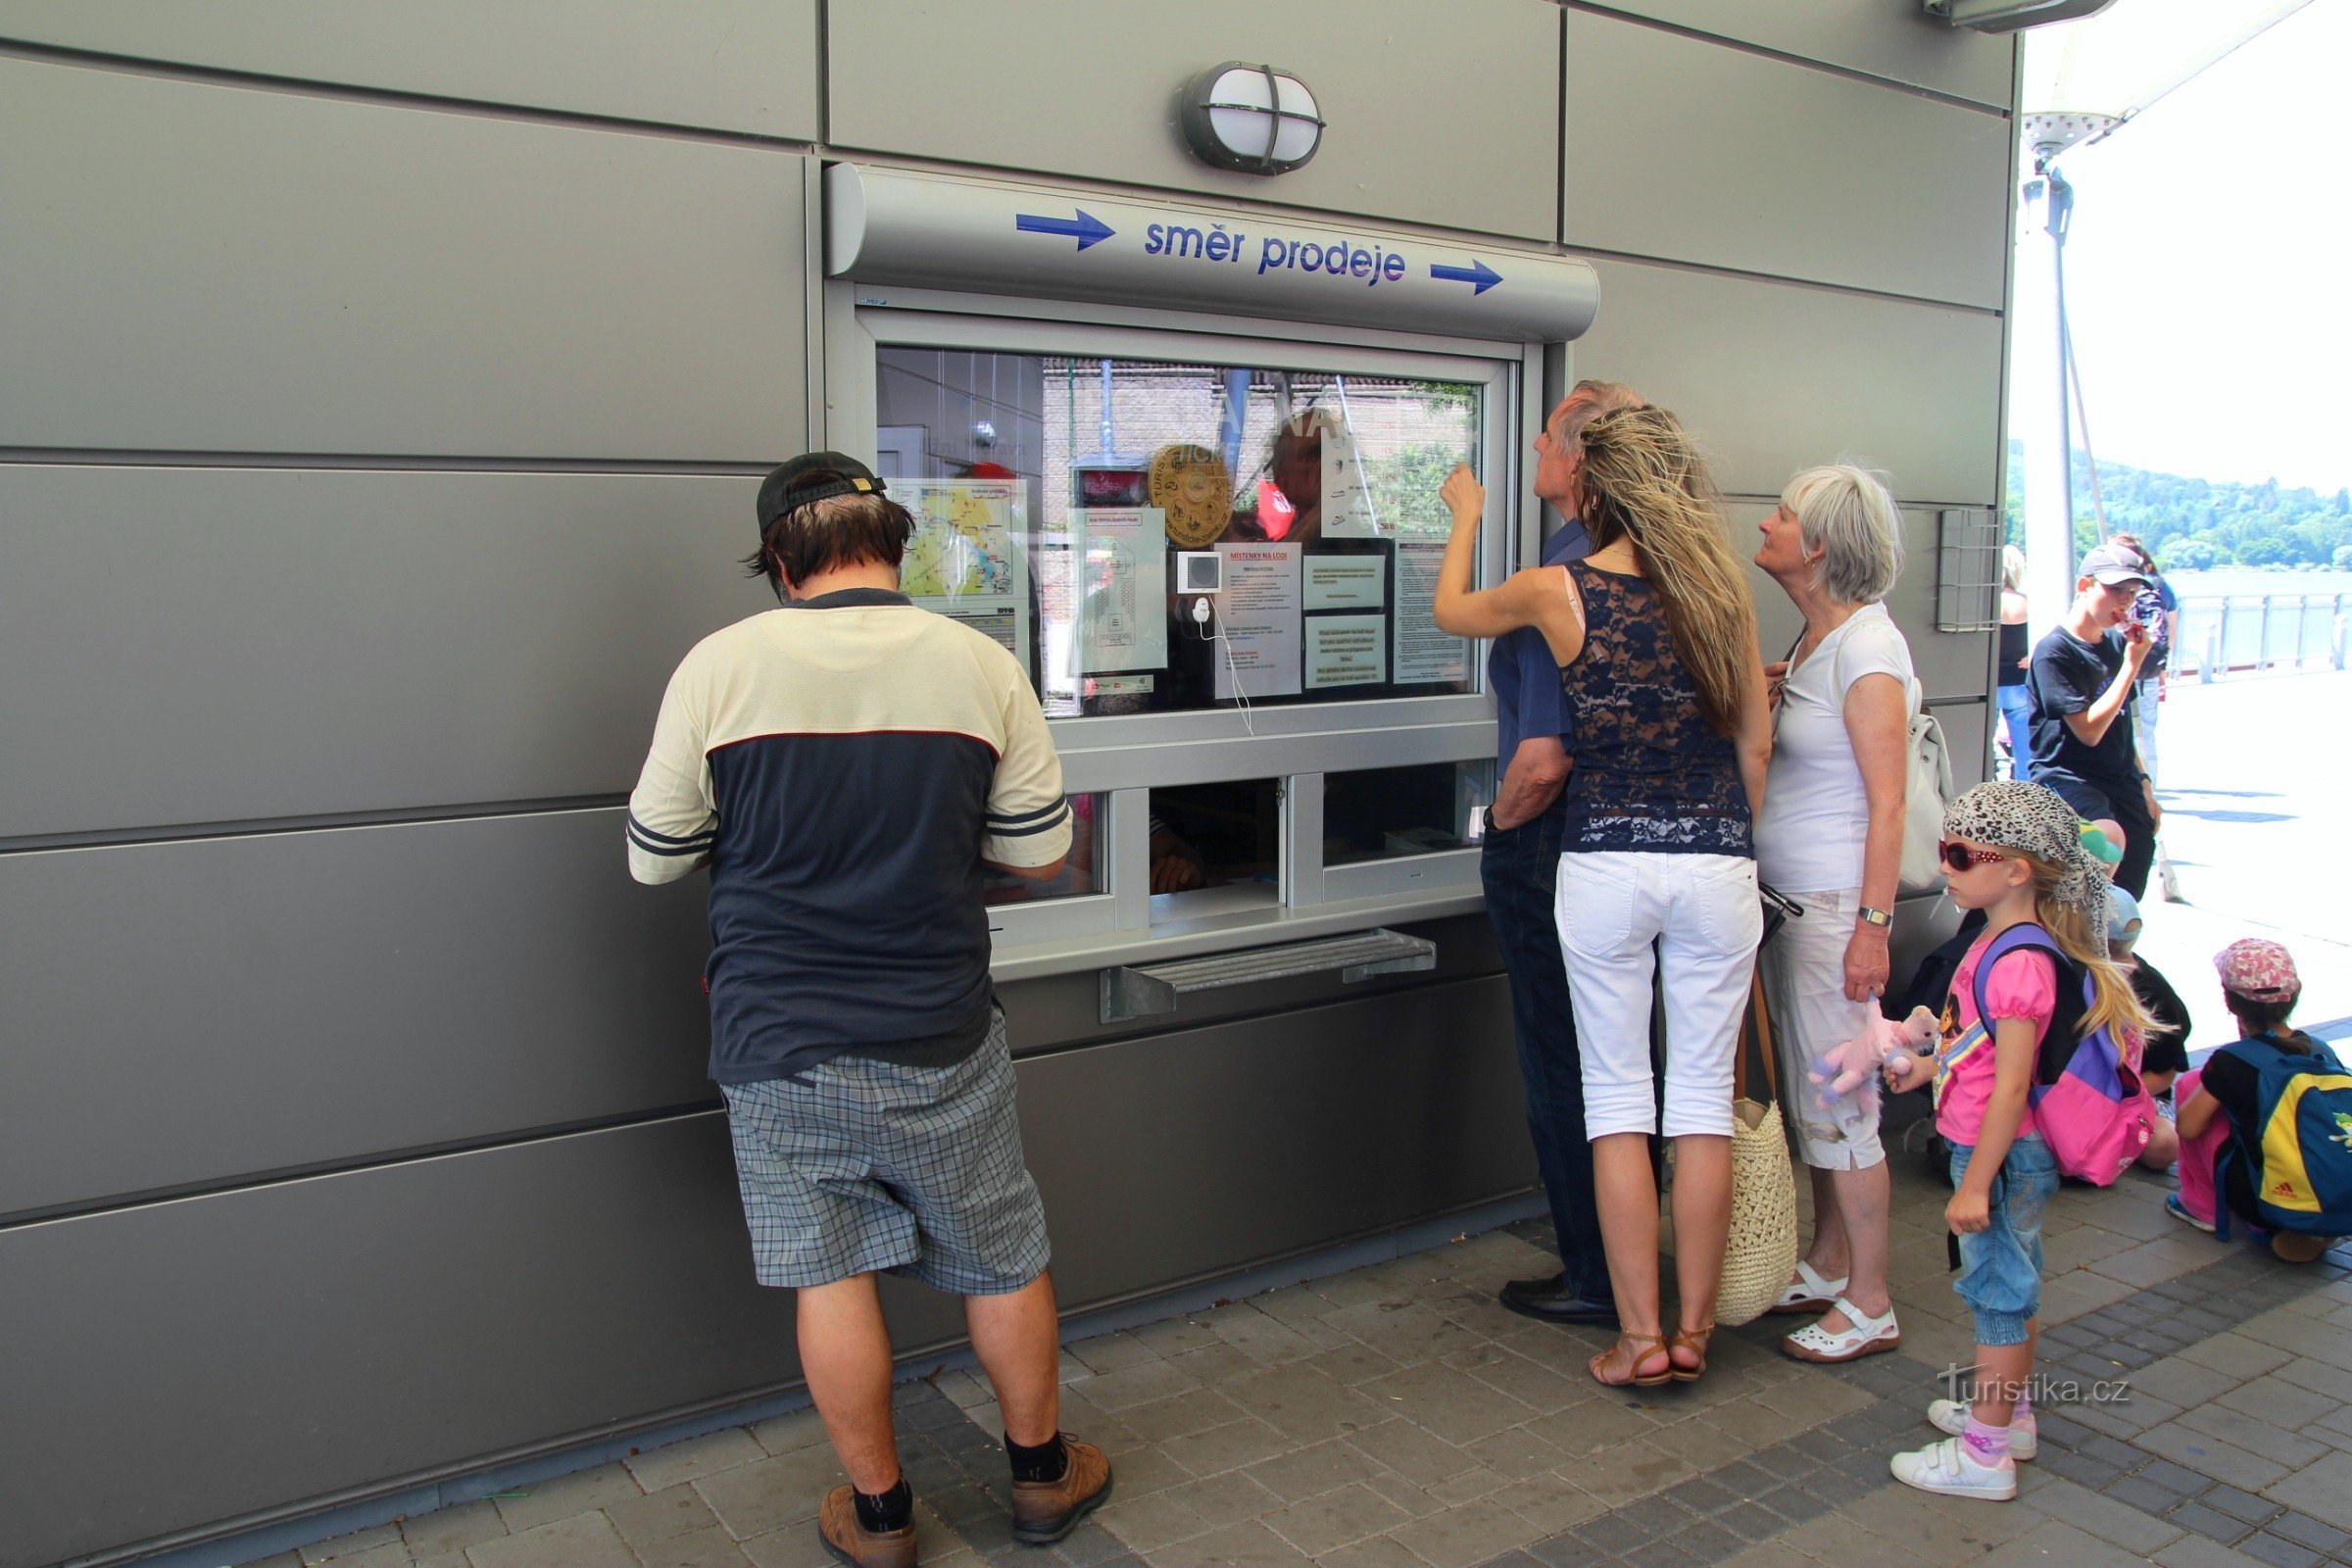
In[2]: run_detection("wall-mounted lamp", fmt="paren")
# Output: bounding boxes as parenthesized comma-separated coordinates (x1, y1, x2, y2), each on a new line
(1178, 63, 1323, 175)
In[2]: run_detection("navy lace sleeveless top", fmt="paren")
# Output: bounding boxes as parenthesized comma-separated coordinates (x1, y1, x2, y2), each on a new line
(1556, 563, 1752, 856)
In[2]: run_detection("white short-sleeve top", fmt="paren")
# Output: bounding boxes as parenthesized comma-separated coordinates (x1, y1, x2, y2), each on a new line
(1753, 601, 1916, 896)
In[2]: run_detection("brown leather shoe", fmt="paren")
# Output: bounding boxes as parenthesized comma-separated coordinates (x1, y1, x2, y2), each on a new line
(1009, 1436, 1112, 1545)
(818, 1484, 917, 1568)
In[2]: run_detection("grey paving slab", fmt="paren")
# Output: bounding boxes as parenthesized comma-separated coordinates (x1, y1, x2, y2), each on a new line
(466, 1511, 638, 1568)
(2260, 1448, 2352, 1532)
(629, 1427, 773, 1494)
(607, 1484, 724, 1548)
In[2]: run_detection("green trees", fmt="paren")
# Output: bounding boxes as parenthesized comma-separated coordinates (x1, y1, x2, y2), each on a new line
(2002, 443, 2351, 567)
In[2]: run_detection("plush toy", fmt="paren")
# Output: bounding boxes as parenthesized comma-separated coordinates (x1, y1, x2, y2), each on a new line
(1810, 1005, 1941, 1107)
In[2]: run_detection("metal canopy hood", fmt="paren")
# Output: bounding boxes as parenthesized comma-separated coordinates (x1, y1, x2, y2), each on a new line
(825, 164, 1599, 344)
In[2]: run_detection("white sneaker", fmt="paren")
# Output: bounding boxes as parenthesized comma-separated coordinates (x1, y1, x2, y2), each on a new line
(1928, 1398, 2036, 1460)
(1891, 1435, 2018, 1500)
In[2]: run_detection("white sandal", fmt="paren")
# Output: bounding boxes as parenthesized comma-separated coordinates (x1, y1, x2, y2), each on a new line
(1783, 1297, 1901, 1363)
(1766, 1258, 1849, 1316)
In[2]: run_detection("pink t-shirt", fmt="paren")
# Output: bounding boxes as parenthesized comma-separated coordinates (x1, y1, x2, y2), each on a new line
(1934, 931, 2057, 1146)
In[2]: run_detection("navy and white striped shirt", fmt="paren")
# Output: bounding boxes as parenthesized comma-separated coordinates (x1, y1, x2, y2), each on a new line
(628, 589, 1070, 1083)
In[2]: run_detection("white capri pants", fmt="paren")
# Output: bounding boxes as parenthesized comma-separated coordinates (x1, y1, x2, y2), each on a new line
(1756, 885, 1886, 1171)
(1554, 850, 1762, 1139)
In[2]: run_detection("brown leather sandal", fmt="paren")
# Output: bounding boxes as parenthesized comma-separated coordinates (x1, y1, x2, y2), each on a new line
(1590, 1331, 1673, 1388)
(1667, 1322, 1714, 1384)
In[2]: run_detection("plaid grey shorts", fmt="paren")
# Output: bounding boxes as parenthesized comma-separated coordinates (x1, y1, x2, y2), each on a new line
(717, 1008, 1051, 1294)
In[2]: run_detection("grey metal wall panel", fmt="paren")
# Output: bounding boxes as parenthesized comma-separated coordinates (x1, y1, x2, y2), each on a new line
(1571, 258, 2004, 506)
(0, 56, 808, 460)
(826, 0, 1561, 242)
(0, 466, 770, 841)
(0, 0, 821, 139)
(1577, 0, 2016, 109)
(1935, 697, 1992, 789)
(1015, 977, 1532, 1310)
(1563, 12, 2010, 309)
(0, 1117, 810, 1568)
(1738, 503, 1990, 701)
(0, 811, 714, 1221)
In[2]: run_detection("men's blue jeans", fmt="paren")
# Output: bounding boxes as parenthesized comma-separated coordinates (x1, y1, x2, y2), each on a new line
(1480, 807, 1611, 1302)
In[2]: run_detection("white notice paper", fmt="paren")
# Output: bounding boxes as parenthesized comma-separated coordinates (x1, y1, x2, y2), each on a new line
(1303, 555, 1386, 612)
(898, 478, 1030, 669)
(1068, 507, 1168, 673)
(1211, 543, 1303, 701)
(1392, 540, 1470, 686)
(1306, 614, 1388, 690)
(1320, 421, 1380, 537)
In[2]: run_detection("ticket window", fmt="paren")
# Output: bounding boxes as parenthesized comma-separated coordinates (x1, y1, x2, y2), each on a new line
(1147, 779, 1284, 919)
(840, 301, 1524, 947)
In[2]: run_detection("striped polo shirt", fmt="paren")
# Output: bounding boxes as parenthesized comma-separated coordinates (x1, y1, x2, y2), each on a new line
(627, 588, 1070, 1083)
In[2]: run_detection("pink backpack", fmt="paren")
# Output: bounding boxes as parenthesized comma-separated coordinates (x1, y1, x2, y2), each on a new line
(1970, 924, 2155, 1186)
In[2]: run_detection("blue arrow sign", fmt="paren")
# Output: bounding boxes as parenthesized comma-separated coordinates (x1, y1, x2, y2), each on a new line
(1429, 259, 1503, 295)
(1014, 209, 1116, 251)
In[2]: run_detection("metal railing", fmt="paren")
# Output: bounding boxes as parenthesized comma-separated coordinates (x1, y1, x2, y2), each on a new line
(2175, 593, 2350, 678)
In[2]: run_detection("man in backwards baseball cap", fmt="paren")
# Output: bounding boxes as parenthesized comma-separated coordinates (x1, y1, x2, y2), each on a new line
(626, 452, 1108, 1564)
(2023, 543, 2162, 901)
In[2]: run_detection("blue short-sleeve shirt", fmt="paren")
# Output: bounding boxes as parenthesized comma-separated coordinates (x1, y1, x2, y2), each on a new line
(1489, 521, 1591, 788)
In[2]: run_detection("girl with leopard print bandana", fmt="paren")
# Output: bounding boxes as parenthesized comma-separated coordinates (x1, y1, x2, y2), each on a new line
(1883, 781, 2148, 1500)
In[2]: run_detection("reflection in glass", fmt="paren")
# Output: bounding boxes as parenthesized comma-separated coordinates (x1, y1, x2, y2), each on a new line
(982, 792, 1106, 906)
(1149, 781, 1282, 898)
(1323, 760, 1495, 866)
(875, 349, 1482, 717)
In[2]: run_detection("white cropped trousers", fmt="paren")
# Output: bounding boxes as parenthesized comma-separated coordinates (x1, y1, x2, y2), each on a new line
(1553, 849, 1761, 1139)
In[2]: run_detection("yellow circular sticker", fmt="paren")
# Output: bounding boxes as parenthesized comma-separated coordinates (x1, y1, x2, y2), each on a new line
(1149, 443, 1234, 549)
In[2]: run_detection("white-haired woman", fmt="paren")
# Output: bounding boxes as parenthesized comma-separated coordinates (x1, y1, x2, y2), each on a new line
(1997, 545, 2033, 781)
(1752, 465, 1915, 1364)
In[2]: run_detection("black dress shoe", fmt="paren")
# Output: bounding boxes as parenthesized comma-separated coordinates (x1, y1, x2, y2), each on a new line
(1498, 1272, 1618, 1325)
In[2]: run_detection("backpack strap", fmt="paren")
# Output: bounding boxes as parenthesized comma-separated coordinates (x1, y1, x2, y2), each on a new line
(1969, 924, 2080, 1087)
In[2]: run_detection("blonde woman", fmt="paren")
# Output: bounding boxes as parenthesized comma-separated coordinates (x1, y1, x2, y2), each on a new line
(1752, 465, 1914, 1363)
(1434, 407, 1772, 1388)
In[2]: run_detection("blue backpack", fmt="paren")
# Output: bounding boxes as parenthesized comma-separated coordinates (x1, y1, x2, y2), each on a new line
(2212, 1033, 2352, 1241)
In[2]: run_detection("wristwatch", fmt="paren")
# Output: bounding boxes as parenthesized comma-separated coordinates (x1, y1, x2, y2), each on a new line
(1856, 906, 1893, 929)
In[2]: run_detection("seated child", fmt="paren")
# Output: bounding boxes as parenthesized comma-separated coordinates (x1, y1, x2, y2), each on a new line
(2105, 888, 2189, 1170)
(2172, 938, 2338, 1262)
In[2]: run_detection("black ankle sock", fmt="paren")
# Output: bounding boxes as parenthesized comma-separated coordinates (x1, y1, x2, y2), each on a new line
(854, 1477, 912, 1533)
(1006, 1432, 1069, 1484)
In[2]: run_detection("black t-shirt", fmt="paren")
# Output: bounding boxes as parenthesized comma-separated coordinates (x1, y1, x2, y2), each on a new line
(2131, 959, 2190, 1082)
(2201, 1031, 2326, 1219)
(2028, 626, 2139, 788)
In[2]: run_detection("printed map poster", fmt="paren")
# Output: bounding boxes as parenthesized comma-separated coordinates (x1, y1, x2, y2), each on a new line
(1067, 507, 1168, 673)
(898, 478, 1029, 668)
(1392, 539, 1470, 686)
(1305, 614, 1388, 690)
(1320, 421, 1380, 537)
(1212, 542, 1304, 702)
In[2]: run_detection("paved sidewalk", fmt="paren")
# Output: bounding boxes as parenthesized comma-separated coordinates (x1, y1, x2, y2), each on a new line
(245, 1154, 2352, 1568)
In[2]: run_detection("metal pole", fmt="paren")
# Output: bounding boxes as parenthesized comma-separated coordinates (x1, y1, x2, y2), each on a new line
(2017, 169, 2077, 638)
(2218, 600, 2234, 678)
(2258, 596, 2274, 672)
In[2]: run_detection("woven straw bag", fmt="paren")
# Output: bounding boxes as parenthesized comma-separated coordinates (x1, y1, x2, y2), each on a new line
(1715, 974, 1798, 1328)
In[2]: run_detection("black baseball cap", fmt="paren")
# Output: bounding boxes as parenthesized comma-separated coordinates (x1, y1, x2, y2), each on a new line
(756, 451, 887, 537)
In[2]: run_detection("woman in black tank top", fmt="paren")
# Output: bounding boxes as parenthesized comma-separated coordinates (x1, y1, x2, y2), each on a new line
(1433, 407, 1773, 1388)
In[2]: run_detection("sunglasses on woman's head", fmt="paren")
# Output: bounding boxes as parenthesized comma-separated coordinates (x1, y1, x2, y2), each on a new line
(1938, 841, 2009, 872)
